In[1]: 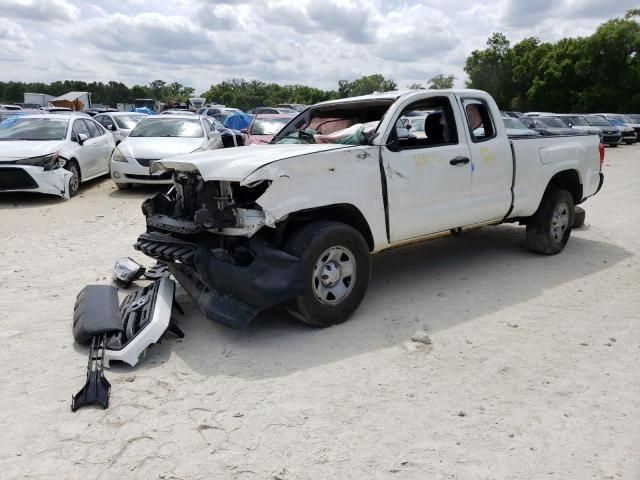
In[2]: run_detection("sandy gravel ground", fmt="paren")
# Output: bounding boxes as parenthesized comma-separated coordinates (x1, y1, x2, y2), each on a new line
(0, 146, 638, 480)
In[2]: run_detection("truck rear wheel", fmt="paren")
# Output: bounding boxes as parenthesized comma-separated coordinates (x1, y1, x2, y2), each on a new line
(525, 186, 574, 255)
(284, 220, 371, 327)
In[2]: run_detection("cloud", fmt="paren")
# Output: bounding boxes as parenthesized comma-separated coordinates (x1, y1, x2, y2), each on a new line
(500, 0, 557, 28)
(0, 0, 633, 95)
(0, 19, 33, 61)
(0, 0, 79, 22)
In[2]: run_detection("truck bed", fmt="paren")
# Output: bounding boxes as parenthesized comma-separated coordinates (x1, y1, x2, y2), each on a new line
(509, 134, 601, 218)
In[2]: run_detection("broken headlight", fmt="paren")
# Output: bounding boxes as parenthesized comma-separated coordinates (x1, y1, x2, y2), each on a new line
(15, 152, 60, 170)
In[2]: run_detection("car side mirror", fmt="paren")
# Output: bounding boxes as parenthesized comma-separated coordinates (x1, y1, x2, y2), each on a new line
(240, 128, 248, 134)
(78, 133, 89, 145)
(106, 124, 114, 130)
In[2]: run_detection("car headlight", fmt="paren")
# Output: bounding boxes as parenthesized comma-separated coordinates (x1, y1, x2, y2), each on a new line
(111, 148, 128, 162)
(15, 152, 60, 170)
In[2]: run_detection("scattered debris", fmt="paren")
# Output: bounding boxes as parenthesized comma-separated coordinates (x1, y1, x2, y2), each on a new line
(113, 257, 145, 287)
(411, 330, 432, 345)
(457, 411, 466, 417)
(507, 322, 519, 328)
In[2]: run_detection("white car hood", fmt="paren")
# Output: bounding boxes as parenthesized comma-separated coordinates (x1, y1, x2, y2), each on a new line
(0, 140, 66, 160)
(118, 137, 204, 160)
(151, 143, 353, 181)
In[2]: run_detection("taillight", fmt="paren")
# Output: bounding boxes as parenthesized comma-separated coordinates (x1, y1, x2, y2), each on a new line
(599, 143, 605, 171)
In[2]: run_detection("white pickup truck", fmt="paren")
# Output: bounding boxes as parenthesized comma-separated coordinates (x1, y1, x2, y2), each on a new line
(134, 89, 604, 329)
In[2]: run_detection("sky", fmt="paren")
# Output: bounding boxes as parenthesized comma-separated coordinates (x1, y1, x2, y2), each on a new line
(0, 0, 637, 95)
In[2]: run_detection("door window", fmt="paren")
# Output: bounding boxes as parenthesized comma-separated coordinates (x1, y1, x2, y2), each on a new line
(72, 119, 91, 141)
(389, 96, 459, 150)
(83, 119, 101, 138)
(461, 99, 496, 142)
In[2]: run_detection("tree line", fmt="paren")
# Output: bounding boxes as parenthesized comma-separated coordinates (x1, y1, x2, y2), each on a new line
(465, 9, 640, 112)
(1, 10, 637, 112)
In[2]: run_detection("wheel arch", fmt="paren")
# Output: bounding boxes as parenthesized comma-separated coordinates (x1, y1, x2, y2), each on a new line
(279, 204, 375, 252)
(67, 157, 81, 182)
(547, 169, 582, 204)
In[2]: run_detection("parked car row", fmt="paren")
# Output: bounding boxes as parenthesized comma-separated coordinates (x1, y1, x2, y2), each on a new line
(500, 110, 638, 146)
(1, 99, 637, 200)
(0, 106, 254, 198)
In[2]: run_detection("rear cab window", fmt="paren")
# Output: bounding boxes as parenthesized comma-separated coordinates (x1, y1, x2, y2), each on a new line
(460, 98, 497, 142)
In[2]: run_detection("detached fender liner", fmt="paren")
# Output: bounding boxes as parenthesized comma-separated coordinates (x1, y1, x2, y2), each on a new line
(135, 232, 303, 329)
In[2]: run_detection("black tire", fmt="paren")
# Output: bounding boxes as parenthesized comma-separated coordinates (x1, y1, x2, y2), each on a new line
(573, 206, 586, 228)
(283, 220, 371, 327)
(609, 144, 618, 148)
(525, 186, 574, 255)
(65, 160, 80, 197)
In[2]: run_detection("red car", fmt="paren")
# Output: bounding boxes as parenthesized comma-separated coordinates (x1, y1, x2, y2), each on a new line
(243, 114, 295, 145)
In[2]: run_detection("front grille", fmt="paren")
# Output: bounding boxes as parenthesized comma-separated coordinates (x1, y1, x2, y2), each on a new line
(135, 231, 199, 264)
(135, 158, 157, 167)
(0, 168, 38, 190)
(125, 171, 172, 180)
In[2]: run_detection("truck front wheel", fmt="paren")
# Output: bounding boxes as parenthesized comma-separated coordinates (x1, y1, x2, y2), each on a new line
(284, 220, 371, 327)
(525, 186, 575, 255)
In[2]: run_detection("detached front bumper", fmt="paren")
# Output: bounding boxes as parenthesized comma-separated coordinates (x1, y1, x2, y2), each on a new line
(134, 231, 303, 329)
(0, 165, 72, 199)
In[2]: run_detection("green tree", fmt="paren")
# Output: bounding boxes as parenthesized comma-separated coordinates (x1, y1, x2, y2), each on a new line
(427, 74, 455, 89)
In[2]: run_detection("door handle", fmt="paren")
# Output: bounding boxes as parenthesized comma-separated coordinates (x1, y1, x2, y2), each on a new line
(449, 156, 470, 166)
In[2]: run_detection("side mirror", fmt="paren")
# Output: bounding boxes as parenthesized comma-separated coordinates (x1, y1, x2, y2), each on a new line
(240, 128, 248, 134)
(106, 124, 114, 130)
(78, 133, 89, 145)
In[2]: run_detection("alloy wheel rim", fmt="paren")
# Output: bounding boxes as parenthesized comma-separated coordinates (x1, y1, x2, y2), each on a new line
(312, 246, 356, 305)
(551, 203, 569, 243)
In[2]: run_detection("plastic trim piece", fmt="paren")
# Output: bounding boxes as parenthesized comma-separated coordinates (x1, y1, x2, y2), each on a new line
(103, 277, 176, 367)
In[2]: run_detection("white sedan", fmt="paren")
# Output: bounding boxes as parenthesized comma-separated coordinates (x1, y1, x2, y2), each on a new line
(0, 114, 115, 198)
(110, 115, 223, 188)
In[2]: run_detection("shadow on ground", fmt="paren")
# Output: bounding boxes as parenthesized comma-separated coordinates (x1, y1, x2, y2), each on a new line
(124, 224, 630, 380)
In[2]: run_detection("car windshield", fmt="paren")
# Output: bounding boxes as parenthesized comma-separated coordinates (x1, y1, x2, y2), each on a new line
(566, 116, 589, 126)
(608, 118, 625, 126)
(503, 118, 528, 129)
(250, 117, 290, 135)
(0, 118, 68, 141)
(537, 117, 566, 128)
(129, 118, 203, 138)
(586, 116, 611, 126)
(115, 115, 145, 129)
(627, 114, 640, 123)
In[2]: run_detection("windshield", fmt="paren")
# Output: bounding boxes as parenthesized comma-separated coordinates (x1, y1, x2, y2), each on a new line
(503, 118, 528, 129)
(586, 116, 611, 127)
(115, 115, 145, 129)
(250, 117, 290, 135)
(566, 116, 589, 126)
(537, 117, 567, 128)
(608, 118, 625, 126)
(0, 118, 68, 141)
(129, 118, 203, 138)
(627, 114, 640, 123)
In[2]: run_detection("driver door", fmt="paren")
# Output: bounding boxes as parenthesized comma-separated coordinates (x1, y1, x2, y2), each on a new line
(381, 93, 476, 243)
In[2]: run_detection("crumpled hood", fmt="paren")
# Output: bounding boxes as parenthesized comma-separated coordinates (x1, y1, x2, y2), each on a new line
(151, 143, 353, 181)
(0, 140, 66, 160)
(118, 137, 204, 160)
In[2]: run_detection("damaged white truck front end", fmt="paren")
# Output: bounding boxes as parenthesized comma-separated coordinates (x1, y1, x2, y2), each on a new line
(137, 142, 384, 329)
